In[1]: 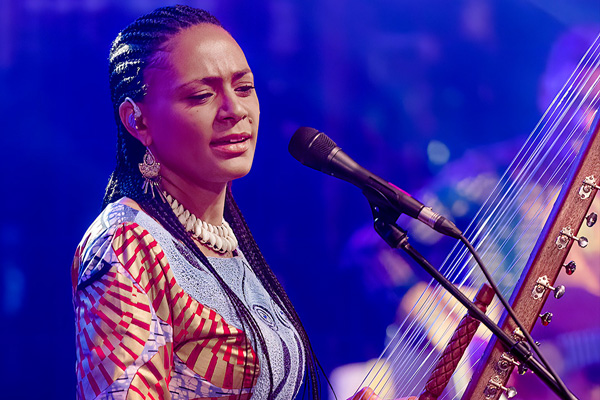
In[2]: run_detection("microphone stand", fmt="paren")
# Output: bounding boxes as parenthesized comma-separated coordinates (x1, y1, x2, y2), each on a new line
(369, 204, 578, 400)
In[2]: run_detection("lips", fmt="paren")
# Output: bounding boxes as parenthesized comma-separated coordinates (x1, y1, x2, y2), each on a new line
(210, 133, 253, 155)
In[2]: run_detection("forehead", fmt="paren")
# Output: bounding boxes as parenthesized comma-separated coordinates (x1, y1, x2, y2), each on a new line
(147, 24, 250, 86)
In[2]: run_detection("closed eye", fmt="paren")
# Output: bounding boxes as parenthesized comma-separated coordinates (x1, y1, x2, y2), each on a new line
(189, 92, 213, 103)
(236, 85, 255, 96)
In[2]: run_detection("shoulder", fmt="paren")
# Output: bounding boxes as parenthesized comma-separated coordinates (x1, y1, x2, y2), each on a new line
(72, 198, 170, 290)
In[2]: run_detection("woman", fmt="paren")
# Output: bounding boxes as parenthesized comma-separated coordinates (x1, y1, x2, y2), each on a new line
(72, 5, 390, 400)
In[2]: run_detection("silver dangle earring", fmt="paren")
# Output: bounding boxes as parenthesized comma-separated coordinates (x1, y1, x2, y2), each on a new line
(124, 97, 166, 203)
(138, 148, 167, 203)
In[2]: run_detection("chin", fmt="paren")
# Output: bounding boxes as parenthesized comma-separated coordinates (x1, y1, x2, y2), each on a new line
(222, 159, 255, 182)
(229, 166, 253, 181)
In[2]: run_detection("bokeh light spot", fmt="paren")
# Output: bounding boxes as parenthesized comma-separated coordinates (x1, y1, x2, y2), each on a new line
(427, 140, 450, 165)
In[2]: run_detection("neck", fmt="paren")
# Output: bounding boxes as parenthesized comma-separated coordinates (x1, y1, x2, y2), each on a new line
(160, 174, 228, 226)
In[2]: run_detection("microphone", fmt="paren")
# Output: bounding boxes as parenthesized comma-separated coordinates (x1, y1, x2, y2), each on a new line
(288, 127, 462, 239)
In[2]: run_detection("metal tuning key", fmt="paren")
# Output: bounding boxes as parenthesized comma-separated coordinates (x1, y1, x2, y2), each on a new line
(540, 312, 553, 326)
(532, 275, 566, 300)
(563, 260, 577, 275)
(556, 226, 588, 249)
(511, 327, 525, 341)
(579, 175, 599, 200)
(485, 376, 517, 399)
(496, 353, 528, 375)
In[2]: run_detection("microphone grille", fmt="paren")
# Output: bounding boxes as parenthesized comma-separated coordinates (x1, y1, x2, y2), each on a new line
(289, 127, 338, 170)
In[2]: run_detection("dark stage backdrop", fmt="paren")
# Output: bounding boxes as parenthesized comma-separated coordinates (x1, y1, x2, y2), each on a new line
(0, 0, 598, 399)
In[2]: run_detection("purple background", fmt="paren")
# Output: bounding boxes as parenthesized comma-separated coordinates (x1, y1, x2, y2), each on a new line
(1, 0, 599, 398)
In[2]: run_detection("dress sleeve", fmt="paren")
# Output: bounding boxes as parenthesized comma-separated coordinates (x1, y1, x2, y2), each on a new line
(73, 222, 175, 400)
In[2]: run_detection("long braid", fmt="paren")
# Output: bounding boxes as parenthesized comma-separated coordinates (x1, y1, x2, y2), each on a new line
(224, 188, 323, 399)
(139, 195, 269, 394)
(103, 5, 321, 399)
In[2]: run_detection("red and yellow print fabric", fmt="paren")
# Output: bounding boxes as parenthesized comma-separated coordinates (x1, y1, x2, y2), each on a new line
(73, 222, 259, 399)
(75, 267, 156, 396)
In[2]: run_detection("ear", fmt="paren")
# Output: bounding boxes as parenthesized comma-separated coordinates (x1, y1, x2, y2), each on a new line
(118, 98, 152, 147)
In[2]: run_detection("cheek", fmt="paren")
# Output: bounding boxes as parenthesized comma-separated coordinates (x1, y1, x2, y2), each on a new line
(153, 110, 212, 150)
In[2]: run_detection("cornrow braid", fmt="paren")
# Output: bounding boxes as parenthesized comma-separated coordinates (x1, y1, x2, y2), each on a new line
(104, 5, 222, 208)
(102, 4, 322, 399)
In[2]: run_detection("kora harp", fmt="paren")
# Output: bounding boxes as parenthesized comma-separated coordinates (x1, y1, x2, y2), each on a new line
(359, 33, 600, 399)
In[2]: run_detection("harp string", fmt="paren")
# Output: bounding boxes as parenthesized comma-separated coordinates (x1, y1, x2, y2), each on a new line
(359, 33, 600, 399)
(442, 108, 598, 400)
(452, 33, 600, 278)
(370, 36, 600, 394)
(436, 70, 598, 398)
(442, 39, 597, 398)
(378, 92, 588, 396)
(429, 43, 600, 400)
(457, 37, 600, 280)
(467, 75, 600, 295)
(368, 64, 599, 400)
(444, 79, 600, 398)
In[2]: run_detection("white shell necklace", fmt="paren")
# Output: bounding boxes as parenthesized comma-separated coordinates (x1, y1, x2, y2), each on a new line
(164, 192, 238, 254)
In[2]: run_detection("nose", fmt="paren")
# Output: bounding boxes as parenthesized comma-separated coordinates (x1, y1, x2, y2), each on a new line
(217, 89, 246, 123)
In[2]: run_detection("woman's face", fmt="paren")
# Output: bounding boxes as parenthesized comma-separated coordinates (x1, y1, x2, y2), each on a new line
(140, 23, 259, 192)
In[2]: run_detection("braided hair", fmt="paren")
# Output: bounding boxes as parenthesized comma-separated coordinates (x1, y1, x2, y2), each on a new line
(103, 5, 321, 399)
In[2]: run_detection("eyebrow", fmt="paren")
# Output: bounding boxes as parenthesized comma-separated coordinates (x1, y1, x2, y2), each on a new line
(176, 69, 253, 91)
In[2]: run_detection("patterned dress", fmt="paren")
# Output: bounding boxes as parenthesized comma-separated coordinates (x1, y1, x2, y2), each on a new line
(72, 200, 305, 399)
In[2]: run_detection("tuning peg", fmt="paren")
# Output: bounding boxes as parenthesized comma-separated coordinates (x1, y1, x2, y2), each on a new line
(504, 387, 518, 399)
(486, 376, 517, 399)
(579, 175, 599, 200)
(586, 212, 597, 227)
(540, 312, 553, 326)
(556, 227, 588, 249)
(497, 353, 529, 376)
(512, 327, 525, 342)
(497, 353, 519, 372)
(563, 261, 576, 275)
(552, 285, 566, 299)
(533, 275, 566, 300)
